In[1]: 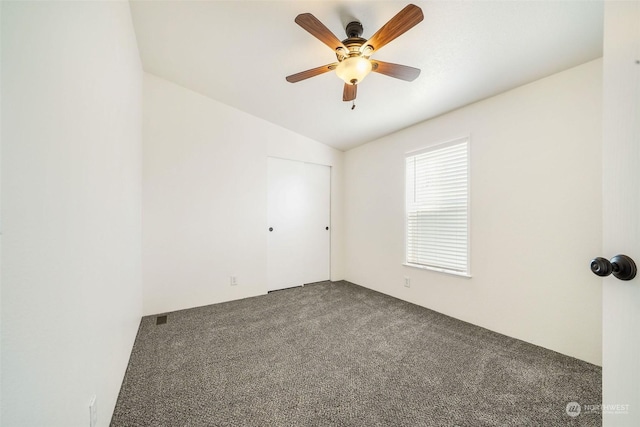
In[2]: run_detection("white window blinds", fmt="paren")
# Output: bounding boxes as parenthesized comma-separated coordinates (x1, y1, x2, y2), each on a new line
(405, 138, 469, 274)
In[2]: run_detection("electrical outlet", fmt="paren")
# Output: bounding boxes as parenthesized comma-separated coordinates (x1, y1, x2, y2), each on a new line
(404, 277, 411, 288)
(89, 395, 97, 427)
(230, 276, 238, 286)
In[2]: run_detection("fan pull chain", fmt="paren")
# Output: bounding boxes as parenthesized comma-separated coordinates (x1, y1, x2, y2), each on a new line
(351, 101, 356, 110)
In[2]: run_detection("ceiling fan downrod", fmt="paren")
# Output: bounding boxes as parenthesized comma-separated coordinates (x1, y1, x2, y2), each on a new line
(345, 21, 364, 38)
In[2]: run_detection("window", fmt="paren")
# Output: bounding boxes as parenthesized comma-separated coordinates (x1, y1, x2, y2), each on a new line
(405, 137, 469, 276)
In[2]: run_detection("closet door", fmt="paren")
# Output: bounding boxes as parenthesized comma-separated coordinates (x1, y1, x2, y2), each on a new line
(267, 157, 330, 291)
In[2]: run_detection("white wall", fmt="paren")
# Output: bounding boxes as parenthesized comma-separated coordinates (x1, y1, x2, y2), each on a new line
(143, 73, 343, 315)
(344, 59, 603, 365)
(1, 2, 143, 426)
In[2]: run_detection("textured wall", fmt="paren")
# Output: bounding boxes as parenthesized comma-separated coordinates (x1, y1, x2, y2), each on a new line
(344, 60, 603, 365)
(142, 73, 344, 316)
(1, 2, 143, 425)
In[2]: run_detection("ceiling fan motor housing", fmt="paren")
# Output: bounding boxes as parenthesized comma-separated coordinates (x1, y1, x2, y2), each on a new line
(345, 21, 364, 38)
(335, 22, 367, 61)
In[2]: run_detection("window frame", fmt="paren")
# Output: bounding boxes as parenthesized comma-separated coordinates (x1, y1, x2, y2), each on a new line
(403, 136, 471, 278)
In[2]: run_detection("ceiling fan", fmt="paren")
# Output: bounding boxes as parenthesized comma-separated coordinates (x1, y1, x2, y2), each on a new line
(286, 4, 424, 107)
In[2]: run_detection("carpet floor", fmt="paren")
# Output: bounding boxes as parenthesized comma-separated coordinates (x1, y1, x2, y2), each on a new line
(111, 281, 601, 426)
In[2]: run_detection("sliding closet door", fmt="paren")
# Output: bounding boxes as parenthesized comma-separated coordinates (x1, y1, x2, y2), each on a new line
(302, 162, 331, 283)
(267, 157, 330, 291)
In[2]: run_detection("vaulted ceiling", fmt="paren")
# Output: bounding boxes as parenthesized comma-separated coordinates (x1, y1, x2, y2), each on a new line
(129, 1, 603, 151)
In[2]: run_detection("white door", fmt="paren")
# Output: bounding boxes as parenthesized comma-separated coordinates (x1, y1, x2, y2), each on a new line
(267, 157, 330, 291)
(602, 2, 640, 426)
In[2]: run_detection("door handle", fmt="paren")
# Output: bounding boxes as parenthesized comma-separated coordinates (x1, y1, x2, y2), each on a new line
(590, 254, 637, 281)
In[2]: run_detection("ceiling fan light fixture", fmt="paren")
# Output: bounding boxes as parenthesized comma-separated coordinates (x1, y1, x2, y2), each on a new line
(286, 5, 424, 102)
(335, 56, 372, 85)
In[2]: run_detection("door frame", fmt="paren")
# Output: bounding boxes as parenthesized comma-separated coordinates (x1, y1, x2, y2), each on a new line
(601, 2, 640, 426)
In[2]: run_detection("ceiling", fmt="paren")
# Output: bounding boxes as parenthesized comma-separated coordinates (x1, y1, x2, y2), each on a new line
(129, 0, 603, 151)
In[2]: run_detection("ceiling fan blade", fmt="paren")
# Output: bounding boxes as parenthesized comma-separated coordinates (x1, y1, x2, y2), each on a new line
(343, 83, 357, 102)
(286, 63, 338, 83)
(362, 4, 424, 53)
(371, 60, 421, 81)
(295, 13, 348, 52)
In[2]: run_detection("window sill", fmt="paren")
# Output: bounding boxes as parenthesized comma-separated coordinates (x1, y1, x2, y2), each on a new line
(403, 263, 472, 278)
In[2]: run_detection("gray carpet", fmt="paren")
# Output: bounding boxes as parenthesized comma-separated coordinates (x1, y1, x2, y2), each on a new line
(111, 281, 601, 426)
